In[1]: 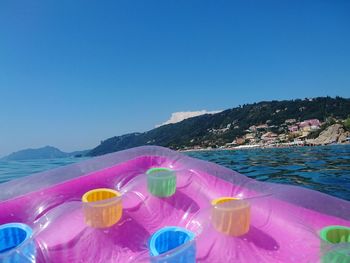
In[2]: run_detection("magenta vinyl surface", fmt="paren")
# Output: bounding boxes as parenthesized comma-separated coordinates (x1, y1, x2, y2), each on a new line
(0, 146, 349, 262)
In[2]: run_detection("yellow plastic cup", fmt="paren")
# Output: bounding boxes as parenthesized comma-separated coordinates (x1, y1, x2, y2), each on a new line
(211, 197, 250, 236)
(82, 188, 122, 228)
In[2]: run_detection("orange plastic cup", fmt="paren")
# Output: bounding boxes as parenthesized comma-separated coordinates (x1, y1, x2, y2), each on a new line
(82, 188, 122, 228)
(211, 197, 250, 236)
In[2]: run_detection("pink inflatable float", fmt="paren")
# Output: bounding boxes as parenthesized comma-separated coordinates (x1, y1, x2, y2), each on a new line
(0, 146, 349, 262)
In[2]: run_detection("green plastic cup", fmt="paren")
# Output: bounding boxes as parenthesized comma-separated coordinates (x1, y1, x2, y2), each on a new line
(320, 225, 350, 263)
(147, 168, 176, 197)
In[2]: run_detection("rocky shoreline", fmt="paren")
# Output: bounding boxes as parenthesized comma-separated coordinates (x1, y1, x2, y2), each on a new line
(180, 141, 350, 153)
(309, 124, 350, 145)
(180, 124, 350, 152)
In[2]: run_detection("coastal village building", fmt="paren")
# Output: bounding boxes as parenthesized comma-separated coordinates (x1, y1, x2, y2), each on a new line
(235, 138, 245, 145)
(301, 125, 312, 132)
(299, 119, 321, 129)
(278, 134, 287, 142)
(226, 117, 341, 150)
(244, 133, 257, 143)
(285, 119, 297, 124)
(261, 132, 278, 143)
(249, 125, 257, 132)
(256, 124, 269, 131)
(287, 119, 321, 134)
(288, 125, 299, 132)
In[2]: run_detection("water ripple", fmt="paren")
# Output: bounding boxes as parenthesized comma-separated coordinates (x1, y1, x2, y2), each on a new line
(187, 145, 350, 201)
(0, 146, 349, 201)
(0, 157, 88, 183)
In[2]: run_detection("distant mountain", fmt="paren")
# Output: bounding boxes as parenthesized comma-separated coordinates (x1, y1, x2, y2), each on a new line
(1, 146, 89, 161)
(68, 149, 90, 157)
(87, 96, 350, 156)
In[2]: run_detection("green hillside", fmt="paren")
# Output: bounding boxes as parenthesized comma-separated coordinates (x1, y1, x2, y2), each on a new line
(88, 97, 350, 156)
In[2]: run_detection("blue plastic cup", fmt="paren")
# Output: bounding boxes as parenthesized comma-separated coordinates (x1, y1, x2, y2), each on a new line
(149, 226, 196, 263)
(0, 223, 36, 263)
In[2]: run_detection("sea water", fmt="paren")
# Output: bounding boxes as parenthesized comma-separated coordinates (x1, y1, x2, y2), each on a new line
(0, 145, 349, 201)
(0, 157, 88, 183)
(188, 145, 350, 201)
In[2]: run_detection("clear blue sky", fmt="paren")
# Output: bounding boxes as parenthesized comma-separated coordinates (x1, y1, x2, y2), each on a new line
(0, 1, 349, 156)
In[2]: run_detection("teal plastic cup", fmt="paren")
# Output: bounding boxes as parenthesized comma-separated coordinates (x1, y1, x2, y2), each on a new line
(147, 168, 176, 197)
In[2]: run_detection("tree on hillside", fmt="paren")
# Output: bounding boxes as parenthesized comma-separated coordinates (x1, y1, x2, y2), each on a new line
(344, 117, 350, 131)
